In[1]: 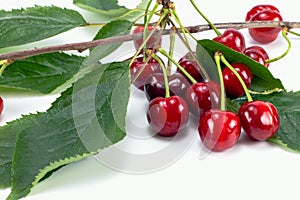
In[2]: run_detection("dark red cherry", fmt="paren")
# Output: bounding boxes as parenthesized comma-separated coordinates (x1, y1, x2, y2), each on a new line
(244, 46, 270, 67)
(185, 81, 220, 118)
(248, 10, 283, 44)
(238, 100, 280, 141)
(177, 52, 205, 83)
(133, 25, 161, 51)
(0, 97, 3, 115)
(245, 4, 280, 21)
(223, 63, 253, 99)
(144, 72, 190, 101)
(130, 56, 163, 90)
(213, 28, 246, 53)
(198, 109, 241, 152)
(147, 96, 189, 137)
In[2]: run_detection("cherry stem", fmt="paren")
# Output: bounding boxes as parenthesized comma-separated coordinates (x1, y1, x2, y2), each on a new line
(168, 27, 176, 76)
(189, 0, 221, 36)
(158, 48, 197, 84)
(143, 1, 160, 61)
(0, 60, 12, 76)
(129, 10, 168, 67)
(220, 54, 253, 102)
(152, 53, 170, 98)
(214, 53, 226, 111)
(266, 28, 291, 64)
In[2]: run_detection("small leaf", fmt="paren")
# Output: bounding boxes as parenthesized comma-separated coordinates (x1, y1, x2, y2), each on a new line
(0, 61, 130, 199)
(0, 53, 85, 94)
(73, 0, 149, 20)
(197, 39, 285, 92)
(0, 6, 87, 48)
(231, 91, 300, 152)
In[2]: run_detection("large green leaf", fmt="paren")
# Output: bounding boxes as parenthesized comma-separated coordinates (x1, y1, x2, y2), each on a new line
(73, 0, 149, 20)
(0, 6, 87, 48)
(0, 53, 85, 94)
(230, 91, 300, 152)
(0, 61, 130, 200)
(197, 39, 285, 92)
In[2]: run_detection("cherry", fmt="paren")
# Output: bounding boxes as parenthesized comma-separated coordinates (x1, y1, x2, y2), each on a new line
(130, 55, 163, 90)
(185, 81, 220, 118)
(147, 96, 189, 137)
(177, 52, 205, 83)
(238, 100, 280, 141)
(245, 4, 280, 21)
(0, 97, 3, 115)
(213, 28, 246, 53)
(133, 25, 161, 51)
(248, 10, 283, 44)
(144, 72, 190, 101)
(198, 109, 241, 152)
(244, 46, 270, 67)
(223, 63, 253, 99)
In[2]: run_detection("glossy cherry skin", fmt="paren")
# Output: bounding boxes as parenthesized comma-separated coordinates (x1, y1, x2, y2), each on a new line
(238, 100, 280, 141)
(244, 46, 270, 67)
(133, 25, 161, 51)
(185, 81, 220, 118)
(147, 96, 189, 137)
(144, 72, 190, 101)
(213, 28, 246, 53)
(177, 52, 205, 83)
(198, 109, 241, 152)
(130, 56, 163, 90)
(248, 10, 283, 44)
(0, 97, 3, 115)
(245, 4, 280, 21)
(223, 63, 253, 99)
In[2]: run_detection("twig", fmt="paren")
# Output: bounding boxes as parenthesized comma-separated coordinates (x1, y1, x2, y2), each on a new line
(0, 21, 300, 61)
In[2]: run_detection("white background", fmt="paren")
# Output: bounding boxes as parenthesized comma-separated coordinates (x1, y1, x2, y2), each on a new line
(1, 0, 300, 200)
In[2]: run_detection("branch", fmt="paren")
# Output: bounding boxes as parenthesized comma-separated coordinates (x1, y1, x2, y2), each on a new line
(1, 21, 299, 61)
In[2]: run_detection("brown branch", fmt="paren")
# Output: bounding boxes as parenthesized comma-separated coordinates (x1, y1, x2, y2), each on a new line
(1, 21, 300, 61)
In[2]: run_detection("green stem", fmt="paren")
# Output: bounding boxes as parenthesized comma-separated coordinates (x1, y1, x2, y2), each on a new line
(152, 54, 170, 98)
(129, 10, 168, 67)
(288, 30, 300, 37)
(189, 0, 221, 36)
(214, 53, 226, 111)
(158, 48, 197, 84)
(249, 88, 283, 95)
(168, 27, 176, 75)
(220, 54, 253, 102)
(0, 61, 10, 76)
(266, 28, 291, 63)
(143, 2, 160, 61)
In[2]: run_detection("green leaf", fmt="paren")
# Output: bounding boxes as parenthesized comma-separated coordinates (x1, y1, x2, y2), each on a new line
(197, 39, 285, 92)
(91, 20, 132, 61)
(0, 6, 87, 48)
(73, 0, 149, 20)
(231, 91, 300, 152)
(0, 61, 130, 199)
(0, 53, 85, 94)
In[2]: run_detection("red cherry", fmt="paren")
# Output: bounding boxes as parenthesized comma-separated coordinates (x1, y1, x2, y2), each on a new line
(248, 10, 283, 44)
(0, 97, 3, 115)
(213, 28, 246, 53)
(144, 72, 190, 101)
(245, 4, 280, 21)
(177, 52, 205, 83)
(147, 96, 189, 137)
(238, 100, 280, 141)
(185, 81, 220, 118)
(223, 63, 253, 99)
(133, 25, 161, 51)
(130, 56, 163, 90)
(244, 46, 270, 67)
(198, 109, 241, 152)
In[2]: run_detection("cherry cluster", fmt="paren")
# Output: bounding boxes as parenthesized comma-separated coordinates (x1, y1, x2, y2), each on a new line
(129, 4, 282, 152)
